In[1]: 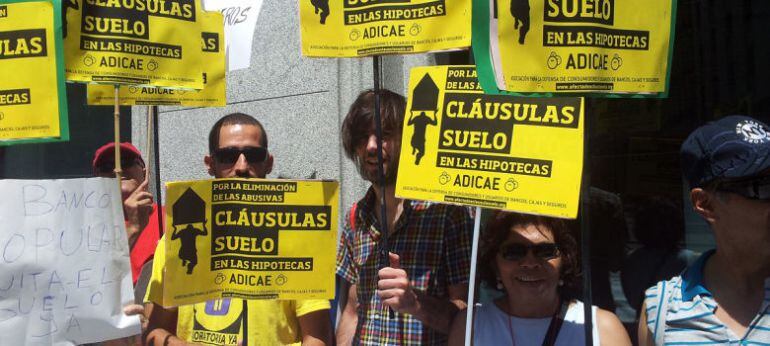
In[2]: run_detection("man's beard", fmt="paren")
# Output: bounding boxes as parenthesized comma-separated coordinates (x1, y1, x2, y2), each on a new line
(356, 153, 399, 185)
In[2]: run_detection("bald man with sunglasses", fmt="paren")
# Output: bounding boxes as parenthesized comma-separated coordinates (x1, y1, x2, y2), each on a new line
(639, 115, 770, 345)
(144, 113, 332, 346)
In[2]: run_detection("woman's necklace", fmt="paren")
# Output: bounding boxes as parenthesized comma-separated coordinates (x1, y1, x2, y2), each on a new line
(503, 298, 567, 346)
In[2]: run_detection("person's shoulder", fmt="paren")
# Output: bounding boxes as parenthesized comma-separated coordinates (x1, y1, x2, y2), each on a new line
(644, 274, 682, 299)
(293, 299, 331, 317)
(594, 306, 632, 345)
(595, 307, 623, 326)
(641, 275, 684, 325)
(566, 300, 622, 323)
(143, 234, 167, 304)
(569, 300, 631, 345)
(341, 198, 365, 233)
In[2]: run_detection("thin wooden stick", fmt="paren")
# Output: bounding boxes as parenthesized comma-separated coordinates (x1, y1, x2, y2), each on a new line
(114, 85, 123, 182)
(145, 105, 153, 181)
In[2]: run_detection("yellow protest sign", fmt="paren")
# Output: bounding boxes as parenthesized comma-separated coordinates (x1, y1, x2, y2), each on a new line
(86, 10, 225, 106)
(64, 0, 204, 89)
(300, 0, 471, 57)
(395, 66, 584, 218)
(0, 0, 68, 144)
(161, 178, 338, 306)
(495, 0, 675, 94)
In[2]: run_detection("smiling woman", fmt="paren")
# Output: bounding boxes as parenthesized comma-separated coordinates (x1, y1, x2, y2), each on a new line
(448, 211, 631, 346)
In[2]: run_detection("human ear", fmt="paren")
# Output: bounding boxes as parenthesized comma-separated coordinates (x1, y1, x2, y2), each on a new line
(204, 155, 215, 177)
(690, 188, 717, 223)
(264, 154, 274, 175)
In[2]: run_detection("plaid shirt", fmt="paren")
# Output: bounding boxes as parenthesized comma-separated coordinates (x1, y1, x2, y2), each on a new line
(336, 188, 473, 345)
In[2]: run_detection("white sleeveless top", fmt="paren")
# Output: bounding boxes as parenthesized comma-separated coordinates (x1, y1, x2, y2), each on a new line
(472, 300, 600, 346)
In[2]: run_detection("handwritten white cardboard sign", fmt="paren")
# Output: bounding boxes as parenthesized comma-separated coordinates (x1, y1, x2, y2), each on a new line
(203, 0, 264, 71)
(0, 178, 140, 345)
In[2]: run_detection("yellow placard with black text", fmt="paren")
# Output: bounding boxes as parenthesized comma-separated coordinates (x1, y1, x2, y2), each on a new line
(161, 179, 338, 307)
(87, 10, 225, 106)
(64, 0, 204, 88)
(300, 0, 471, 57)
(497, 0, 675, 94)
(0, 0, 68, 144)
(395, 66, 584, 218)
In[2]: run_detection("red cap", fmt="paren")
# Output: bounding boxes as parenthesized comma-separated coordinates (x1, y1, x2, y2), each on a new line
(92, 142, 144, 174)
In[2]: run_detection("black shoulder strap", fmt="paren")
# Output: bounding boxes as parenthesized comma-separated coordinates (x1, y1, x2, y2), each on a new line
(542, 299, 569, 346)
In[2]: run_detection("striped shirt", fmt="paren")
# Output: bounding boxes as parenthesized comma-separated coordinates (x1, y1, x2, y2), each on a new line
(336, 188, 474, 345)
(644, 250, 770, 345)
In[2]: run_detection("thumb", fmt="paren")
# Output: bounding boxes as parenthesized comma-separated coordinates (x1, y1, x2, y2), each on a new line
(388, 252, 400, 269)
(123, 304, 144, 316)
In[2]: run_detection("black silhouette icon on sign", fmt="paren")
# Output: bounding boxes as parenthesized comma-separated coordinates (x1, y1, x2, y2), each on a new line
(510, 0, 530, 44)
(62, 0, 79, 39)
(409, 74, 440, 165)
(310, 0, 330, 24)
(172, 188, 208, 274)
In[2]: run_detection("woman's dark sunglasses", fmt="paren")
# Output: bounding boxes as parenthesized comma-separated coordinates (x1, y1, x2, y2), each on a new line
(499, 243, 559, 261)
(714, 175, 770, 201)
(213, 146, 268, 165)
(97, 158, 143, 174)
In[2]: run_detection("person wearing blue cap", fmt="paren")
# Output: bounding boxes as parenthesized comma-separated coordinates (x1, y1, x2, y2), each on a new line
(638, 115, 770, 345)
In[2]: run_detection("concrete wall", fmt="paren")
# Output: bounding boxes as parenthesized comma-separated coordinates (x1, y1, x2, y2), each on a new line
(131, 0, 435, 215)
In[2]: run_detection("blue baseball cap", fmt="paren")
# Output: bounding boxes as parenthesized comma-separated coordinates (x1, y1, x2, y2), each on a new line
(680, 115, 770, 188)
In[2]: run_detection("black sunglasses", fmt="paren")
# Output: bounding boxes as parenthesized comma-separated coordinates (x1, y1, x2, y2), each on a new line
(97, 157, 143, 174)
(213, 146, 268, 165)
(499, 243, 559, 261)
(715, 175, 770, 201)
